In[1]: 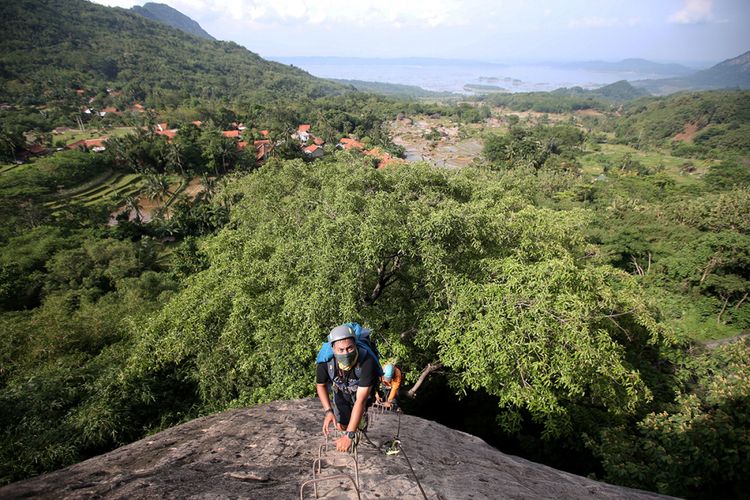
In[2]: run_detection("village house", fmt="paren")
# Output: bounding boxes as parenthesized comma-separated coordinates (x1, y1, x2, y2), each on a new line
(155, 129, 177, 140)
(237, 139, 273, 163)
(99, 107, 120, 117)
(303, 144, 324, 159)
(67, 138, 108, 152)
(292, 124, 313, 145)
(16, 143, 50, 163)
(253, 139, 272, 162)
(338, 137, 364, 150)
(363, 147, 402, 169)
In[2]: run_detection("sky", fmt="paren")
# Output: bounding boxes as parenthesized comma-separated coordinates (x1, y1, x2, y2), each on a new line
(93, 0, 750, 65)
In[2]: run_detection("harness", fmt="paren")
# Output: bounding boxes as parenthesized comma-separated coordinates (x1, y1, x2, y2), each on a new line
(327, 347, 365, 403)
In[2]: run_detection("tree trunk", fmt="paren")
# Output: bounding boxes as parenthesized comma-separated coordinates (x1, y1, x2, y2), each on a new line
(406, 362, 443, 399)
(717, 295, 730, 324)
(734, 291, 749, 310)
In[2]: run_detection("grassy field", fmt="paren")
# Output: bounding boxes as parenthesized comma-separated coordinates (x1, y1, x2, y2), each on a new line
(54, 126, 136, 146)
(578, 143, 716, 185)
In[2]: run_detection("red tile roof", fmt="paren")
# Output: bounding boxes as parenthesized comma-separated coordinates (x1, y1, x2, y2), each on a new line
(26, 144, 48, 155)
(67, 137, 109, 150)
(304, 144, 320, 153)
(363, 147, 405, 169)
(192, 120, 202, 127)
(222, 130, 241, 138)
(260, 130, 269, 137)
(339, 138, 364, 150)
(85, 138, 108, 148)
(313, 136, 325, 145)
(254, 140, 272, 161)
(298, 124, 311, 133)
(237, 140, 249, 150)
(155, 129, 177, 140)
(156, 123, 168, 131)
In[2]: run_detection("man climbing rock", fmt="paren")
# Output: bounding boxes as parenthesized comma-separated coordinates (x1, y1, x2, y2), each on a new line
(375, 363, 402, 409)
(316, 324, 381, 452)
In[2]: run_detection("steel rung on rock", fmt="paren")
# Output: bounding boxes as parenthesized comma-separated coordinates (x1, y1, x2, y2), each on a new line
(299, 474, 361, 500)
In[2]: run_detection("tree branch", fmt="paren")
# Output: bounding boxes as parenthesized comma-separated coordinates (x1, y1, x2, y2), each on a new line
(406, 362, 443, 399)
(365, 252, 404, 306)
(717, 294, 730, 324)
(734, 291, 749, 310)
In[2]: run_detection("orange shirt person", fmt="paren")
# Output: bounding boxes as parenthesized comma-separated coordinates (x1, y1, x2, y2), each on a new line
(376, 363, 401, 408)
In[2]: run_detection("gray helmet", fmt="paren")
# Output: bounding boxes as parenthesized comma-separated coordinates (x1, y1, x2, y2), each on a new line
(328, 325, 355, 344)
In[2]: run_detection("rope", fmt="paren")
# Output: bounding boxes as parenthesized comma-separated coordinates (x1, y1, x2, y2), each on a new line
(396, 441, 429, 500)
(362, 409, 428, 500)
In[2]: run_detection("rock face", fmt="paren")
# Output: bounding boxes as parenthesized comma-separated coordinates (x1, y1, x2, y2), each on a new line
(1, 399, 670, 499)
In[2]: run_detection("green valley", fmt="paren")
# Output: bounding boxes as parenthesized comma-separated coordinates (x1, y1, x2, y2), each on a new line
(0, 1, 748, 498)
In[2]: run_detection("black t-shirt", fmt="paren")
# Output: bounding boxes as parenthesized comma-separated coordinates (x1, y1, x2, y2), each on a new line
(316, 349, 377, 388)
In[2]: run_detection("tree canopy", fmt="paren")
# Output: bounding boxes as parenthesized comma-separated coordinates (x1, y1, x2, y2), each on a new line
(123, 157, 668, 436)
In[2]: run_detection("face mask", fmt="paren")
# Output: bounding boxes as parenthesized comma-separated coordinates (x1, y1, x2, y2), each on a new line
(334, 349, 358, 371)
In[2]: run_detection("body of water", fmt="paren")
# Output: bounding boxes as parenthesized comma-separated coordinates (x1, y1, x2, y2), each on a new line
(274, 57, 669, 94)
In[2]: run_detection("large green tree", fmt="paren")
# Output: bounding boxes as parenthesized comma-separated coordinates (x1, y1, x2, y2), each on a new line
(121, 155, 668, 436)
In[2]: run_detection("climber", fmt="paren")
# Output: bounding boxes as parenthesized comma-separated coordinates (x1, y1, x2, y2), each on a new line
(316, 324, 381, 452)
(375, 363, 402, 409)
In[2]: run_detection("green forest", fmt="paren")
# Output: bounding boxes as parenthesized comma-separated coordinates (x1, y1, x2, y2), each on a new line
(1, 0, 749, 498)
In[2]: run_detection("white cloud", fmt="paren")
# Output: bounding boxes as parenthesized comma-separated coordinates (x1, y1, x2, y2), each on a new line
(153, 0, 470, 27)
(668, 0, 714, 24)
(567, 16, 641, 29)
(92, 0, 140, 7)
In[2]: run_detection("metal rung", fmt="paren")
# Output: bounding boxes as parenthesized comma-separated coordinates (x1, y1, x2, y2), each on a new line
(299, 474, 361, 500)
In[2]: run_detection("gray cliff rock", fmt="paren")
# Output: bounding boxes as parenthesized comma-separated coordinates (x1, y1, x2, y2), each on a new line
(1, 399, 671, 499)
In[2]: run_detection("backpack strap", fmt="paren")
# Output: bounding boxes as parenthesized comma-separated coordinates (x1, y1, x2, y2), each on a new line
(327, 358, 336, 389)
(327, 349, 366, 396)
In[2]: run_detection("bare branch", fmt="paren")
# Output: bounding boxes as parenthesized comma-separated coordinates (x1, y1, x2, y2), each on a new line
(734, 291, 749, 310)
(406, 362, 443, 399)
(365, 252, 405, 306)
(718, 294, 730, 324)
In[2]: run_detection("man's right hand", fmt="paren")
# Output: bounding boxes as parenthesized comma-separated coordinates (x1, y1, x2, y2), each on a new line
(322, 411, 336, 436)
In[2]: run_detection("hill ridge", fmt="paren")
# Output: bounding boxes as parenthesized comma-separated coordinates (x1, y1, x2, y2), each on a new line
(131, 2, 215, 40)
(0, 0, 344, 104)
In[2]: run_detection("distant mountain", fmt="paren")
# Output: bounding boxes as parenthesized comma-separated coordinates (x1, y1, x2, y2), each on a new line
(560, 58, 694, 77)
(633, 51, 750, 95)
(275, 56, 505, 67)
(332, 79, 456, 98)
(520, 80, 650, 103)
(578, 80, 650, 102)
(0, 0, 344, 105)
(131, 2, 214, 40)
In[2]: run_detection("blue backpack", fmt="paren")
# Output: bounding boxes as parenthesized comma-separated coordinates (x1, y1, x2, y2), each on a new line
(316, 323, 384, 394)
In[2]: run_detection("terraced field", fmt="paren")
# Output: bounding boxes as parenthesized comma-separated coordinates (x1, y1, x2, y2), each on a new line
(47, 171, 143, 210)
(0, 162, 30, 174)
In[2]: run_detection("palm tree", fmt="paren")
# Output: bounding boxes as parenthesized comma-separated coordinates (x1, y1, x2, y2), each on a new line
(165, 141, 187, 178)
(143, 172, 173, 205)
(123, 195, 142, 224)
(199, 174, 216, 202)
